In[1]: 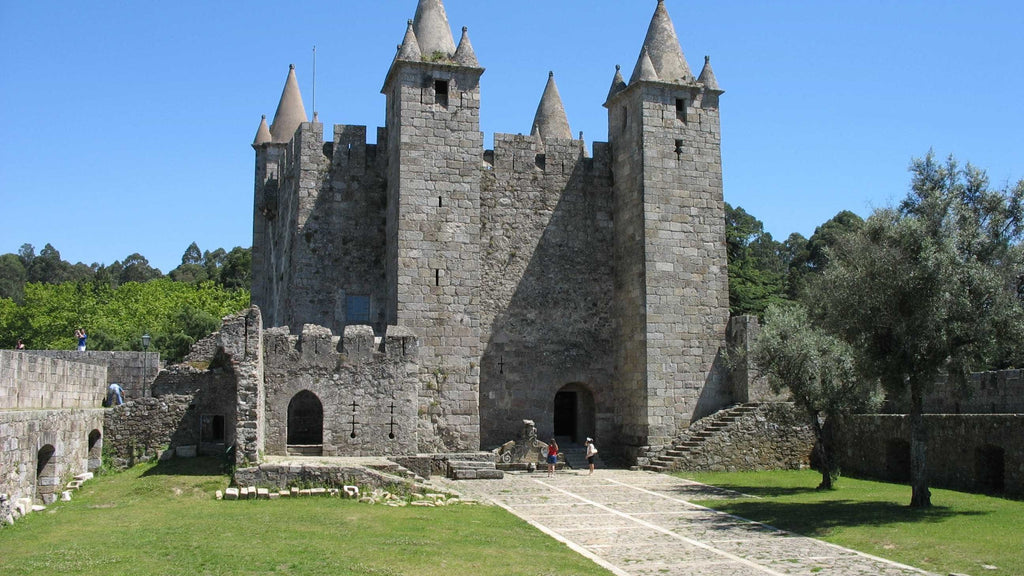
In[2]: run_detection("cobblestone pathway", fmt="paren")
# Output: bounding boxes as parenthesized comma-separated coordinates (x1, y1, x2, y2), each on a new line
(439, 470, 937, 576)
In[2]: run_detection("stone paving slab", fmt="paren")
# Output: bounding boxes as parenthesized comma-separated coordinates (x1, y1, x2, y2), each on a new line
(437, 469, 937, 576)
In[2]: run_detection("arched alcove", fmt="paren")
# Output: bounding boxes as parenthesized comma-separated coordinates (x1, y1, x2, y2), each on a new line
(553, 383, 595, 444)
(87, 430, 103, 471)
(287, 391, 324, 454)
(36, 444, 58, 505)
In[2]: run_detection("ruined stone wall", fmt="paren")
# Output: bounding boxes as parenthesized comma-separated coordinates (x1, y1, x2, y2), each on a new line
(478, 134, 615, 447)
(28, 350, 159, 400)
(102, 395, 197, 464)
(262, 324, 420, 457)
(0, 350, 107, 410)
(0, 408, 104, 505)
(840, 414, 1024, 497)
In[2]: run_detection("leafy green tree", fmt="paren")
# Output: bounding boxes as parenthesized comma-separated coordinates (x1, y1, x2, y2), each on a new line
(26, 243, 71, 284)
(725, 203, 788, 316)
(203, 248, 227, 285)
(752, 302, 878, 489)
(119, 253, 162, 284)
(0, 253, 27, 302)
(170, 242, 209, 284)
(806, 153, 1024, 507)
(786, 211, 864, 299)
(219, 247, 251, 290)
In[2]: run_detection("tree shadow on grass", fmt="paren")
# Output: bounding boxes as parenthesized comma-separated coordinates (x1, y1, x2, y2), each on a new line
(669, 481, 820, 499)
(699, 499, 987, 538)
(139, 456, 227, 477)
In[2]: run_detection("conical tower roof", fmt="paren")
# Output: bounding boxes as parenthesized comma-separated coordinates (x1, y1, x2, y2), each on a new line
(396, 20, 422, 61)
(413, 0, 456, 58)
(698, 55, 720, 91)
(606, 64, 628, 102)
(453, 26, 479, 67)
(531, 72, 572, 141)
(253, 115, 272, 146)
(630, 46, 659, 84)
(634, 0, 692, 84)
(269, 64, 308, 143)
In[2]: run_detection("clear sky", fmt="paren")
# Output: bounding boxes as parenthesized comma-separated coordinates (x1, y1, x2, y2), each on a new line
(1, 1, 1022, 273)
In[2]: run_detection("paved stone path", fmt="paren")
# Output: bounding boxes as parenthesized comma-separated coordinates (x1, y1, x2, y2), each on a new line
(437, 469, 937, 576)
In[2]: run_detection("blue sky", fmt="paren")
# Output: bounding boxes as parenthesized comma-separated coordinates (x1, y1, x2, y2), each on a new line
(1, 1, 1022, 273)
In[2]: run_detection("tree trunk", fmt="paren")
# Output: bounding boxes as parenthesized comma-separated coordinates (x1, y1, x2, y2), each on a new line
(908, 381, 931, 507)
(811, 413, 836, 490)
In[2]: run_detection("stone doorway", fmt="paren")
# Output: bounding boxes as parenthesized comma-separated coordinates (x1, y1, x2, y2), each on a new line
(287, 391, 324, 455)
(884, 438, 910, 483)
(553, 384, 595, 443)
(36, 444, 58, 505)
(87, 430, 102, 471)
(975, 444, 1005, 493)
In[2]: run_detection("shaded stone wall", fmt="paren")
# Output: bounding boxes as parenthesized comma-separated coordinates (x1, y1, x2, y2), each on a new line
(0, 350, 107, 410)
(262, 324, 420, 457)
(919, 370, 1024, 414)
(0, 408, 104, 505)
(478, 133, 615, 448)
(840, 414, 1024, 497)
(102, 395, 197, 464)
(28, 350, 160, 400)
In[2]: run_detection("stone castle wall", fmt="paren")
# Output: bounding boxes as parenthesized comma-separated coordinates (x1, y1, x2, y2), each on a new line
(0, 408, 104, 506)
(841, 414, 1024, 497)
(478, 133, 616, 447)
(0, 350, 108, 410)
(27, 350, 160, 400)
(261, 323, 420, 457)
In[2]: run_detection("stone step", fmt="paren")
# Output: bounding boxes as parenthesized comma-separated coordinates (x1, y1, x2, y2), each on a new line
(450, 468, 504, 480)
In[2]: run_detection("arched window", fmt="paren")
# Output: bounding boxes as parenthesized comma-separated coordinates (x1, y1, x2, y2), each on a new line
(287, 391, 324, 448)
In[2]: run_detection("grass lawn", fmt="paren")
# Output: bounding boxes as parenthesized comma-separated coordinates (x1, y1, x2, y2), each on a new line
(676, 469, 1023, 576)
(0, 458, 611, 576)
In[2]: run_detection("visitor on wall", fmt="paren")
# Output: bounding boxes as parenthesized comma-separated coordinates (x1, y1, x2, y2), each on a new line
(106, 383, 124, 406)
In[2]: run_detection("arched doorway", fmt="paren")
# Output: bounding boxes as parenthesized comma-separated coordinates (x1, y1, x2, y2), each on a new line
(553, 384, 595, 443)
(87, 430, 103, 471)
(287, 391, 323, 455)
(36, 444, 58, 505)
(975, 444, 1005, 493)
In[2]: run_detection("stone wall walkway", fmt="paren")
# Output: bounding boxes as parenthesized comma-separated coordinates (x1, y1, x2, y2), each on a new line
(437, 469, 937, 576)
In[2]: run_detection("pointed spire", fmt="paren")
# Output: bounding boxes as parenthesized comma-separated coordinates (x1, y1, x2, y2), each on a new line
(531, 72, 572, 141)
(453, 26, 479, 67)
(253, 115, 272, 146)
(413, 0, 456, 58)
(396, 19, 422, 61)
(607, 64, 627, 102)
(269, 64, 308, 143)
(630, 46, 659, 84)
(635, 0, 692, 84)
(698, 55, 720, 91)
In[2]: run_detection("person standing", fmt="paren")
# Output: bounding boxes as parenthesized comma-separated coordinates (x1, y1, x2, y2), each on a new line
(585, 437, 598, 475)
(75, 328, 87, 351)
(15, 339, 25, 350)
(546, 438, 559, 477)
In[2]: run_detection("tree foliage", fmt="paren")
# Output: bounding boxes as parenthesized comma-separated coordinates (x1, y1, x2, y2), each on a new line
(805, 152, 1024, 506)
(725, 203, 789, 316)
(752, 303, 879, 489)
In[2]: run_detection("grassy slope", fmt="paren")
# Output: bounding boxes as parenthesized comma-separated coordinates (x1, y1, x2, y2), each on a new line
(678, 469, 1023, 576)
(0, 458, 610, 576)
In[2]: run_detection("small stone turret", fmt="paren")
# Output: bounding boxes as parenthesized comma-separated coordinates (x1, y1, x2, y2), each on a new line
(531, 72, 572, 141)
(252, 115, 272, 147)
(412, 0, 457, 57)
(269, 64, 307, 144)
(635, 0, 693, 84)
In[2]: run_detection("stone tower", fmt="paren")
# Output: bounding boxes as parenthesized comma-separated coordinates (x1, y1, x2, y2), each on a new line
(382, 1, 485, 451)
(605, 0, 730, 457)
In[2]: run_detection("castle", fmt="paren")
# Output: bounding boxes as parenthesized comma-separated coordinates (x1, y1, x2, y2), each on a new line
(249, 0, 731, 462)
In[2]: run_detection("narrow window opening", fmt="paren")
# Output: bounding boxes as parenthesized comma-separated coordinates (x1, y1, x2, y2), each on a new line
(535, 154, 546, 171)
(438, 196, 443, 208)
(346, 295, 371, 324)
(676, 98, 687, 123)
(435, 269, 441, 286)
(674, 139, 684, 159)
(434, 80, 449, 107)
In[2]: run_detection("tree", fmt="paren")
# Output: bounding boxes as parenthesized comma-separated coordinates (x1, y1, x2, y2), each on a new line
(119, 253, 162, 284)
(219, 247, 251, 290)
(725, 203, 789, 316)
(170, 243, 209, 284)
(806, 152, 1024, 507)
(0, 253, 27, 302)
(26, 243, 71, 284)
(752, 302, 877, 489)
(786, 211, 864, 299)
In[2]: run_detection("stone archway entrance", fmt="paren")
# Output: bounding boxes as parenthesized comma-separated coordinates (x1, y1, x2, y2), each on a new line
(553, 384, 595, 443)
(287, 391, 324, 455)
(36, 444, 58, 505)
(88, 430, 103, 471)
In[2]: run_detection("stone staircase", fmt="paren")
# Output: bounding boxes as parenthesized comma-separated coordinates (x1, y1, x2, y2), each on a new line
(555, 437, 606, 471)
(446, 459, 504, 480)
(642, 403, 760, 472)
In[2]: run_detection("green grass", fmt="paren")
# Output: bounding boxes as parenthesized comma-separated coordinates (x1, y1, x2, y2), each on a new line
(676, 469, 1023, 576)
(0, 458, 611, 576)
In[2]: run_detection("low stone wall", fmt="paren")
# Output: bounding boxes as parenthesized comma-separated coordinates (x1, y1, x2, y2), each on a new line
(668, 403, 815, 472)
(0, 351, 108, 410)
(841, 414, 1024, 497)
(29, 350, 160, 401)
(234, 462, 415, 491)
(102, 395, 198, 465)
(0, 408, 104, 506)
